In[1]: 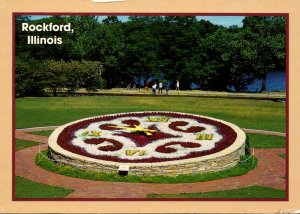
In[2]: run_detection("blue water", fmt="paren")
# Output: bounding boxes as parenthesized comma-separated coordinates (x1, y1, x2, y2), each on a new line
(138, 71, 286, 92)
(246, 71, 286, 92)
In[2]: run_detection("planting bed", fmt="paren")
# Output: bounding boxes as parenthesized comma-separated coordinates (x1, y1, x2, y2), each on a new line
(48, 112, 246, 176)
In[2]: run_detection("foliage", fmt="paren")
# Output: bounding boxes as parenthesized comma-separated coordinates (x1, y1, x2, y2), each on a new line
(15, 58, 45, 97)
(147, 185, 286, 198)
(80, 60, 106, 92)
(242, 16, 286, 91)
(36, 150, 257, 183)
(15, 59, 105, 97)
(15, 15, 286, 93)
(41, 60, 68, 96)
(15, 176, 74, 198)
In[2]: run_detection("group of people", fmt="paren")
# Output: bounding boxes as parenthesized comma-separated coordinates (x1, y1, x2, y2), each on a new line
(127, 80, 180, 95)
(126, 83, 140, 91)
(151, 80, 179, 95)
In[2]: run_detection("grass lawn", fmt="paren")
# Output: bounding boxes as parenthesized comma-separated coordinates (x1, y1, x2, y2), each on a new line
(16, 96, 285, 132)
(28, 130, 53, 137)
(15, 176, 74, 198)
(247, 133, 286, 148)
(147, 185, 286, 198)
(15, 139, 42, 151)
(279, 154, 286, 159)
(36, 150, 257, 184)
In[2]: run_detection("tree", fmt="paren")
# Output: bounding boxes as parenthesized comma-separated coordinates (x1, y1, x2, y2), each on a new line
(41, 60, 67, 96)
(98, 16, 126, 88)
(80, 60, 105, 92)
(15, 15, 286, 95)
(243, 16, 286, 91)
(15, 58, 45, 97)
(67, 16, 102, 61)
(64, 60, 83, 94)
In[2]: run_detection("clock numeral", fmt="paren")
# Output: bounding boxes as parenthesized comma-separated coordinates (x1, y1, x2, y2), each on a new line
(125, 150, 146, 156)
(147, 116, 169, 122)
(196, 133, 213, 140)
(81, 130, 101, 137)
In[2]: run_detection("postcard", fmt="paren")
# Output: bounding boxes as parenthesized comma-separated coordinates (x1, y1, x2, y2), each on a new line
(0, 0, 300, 213)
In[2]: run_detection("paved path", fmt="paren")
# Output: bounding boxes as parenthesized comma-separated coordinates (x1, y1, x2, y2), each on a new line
(15, 129, 286, 198)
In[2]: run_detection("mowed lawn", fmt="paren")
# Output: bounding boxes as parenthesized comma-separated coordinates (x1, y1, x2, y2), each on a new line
(16, 96, 286, 132)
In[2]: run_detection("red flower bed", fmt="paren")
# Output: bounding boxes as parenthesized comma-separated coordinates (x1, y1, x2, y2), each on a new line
(156, 142, 201, 153)
(85, 138, 123, 152)
(56, 112, 238, 163)
(169, 121, 205, 133)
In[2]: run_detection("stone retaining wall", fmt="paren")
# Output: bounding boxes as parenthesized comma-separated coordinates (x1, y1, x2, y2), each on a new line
(48, 141, 245, 176)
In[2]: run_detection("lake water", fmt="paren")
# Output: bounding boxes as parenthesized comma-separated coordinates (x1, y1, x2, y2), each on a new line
(140, 70, 286, 92)
(246, 71, 286, 92)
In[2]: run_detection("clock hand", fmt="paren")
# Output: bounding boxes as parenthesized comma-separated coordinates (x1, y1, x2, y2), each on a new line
(108, 125, 156, 135)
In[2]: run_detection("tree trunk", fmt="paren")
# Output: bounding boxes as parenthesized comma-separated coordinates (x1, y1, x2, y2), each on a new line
(53, 88, 57, 97)
(261, 75, 267, 92)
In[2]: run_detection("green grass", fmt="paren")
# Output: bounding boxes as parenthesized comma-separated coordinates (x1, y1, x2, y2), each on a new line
(279, 154, 286, 159)
(28, 130, 53, 137)
(247, 133, 286, 148)
(15, 139, 42, 151)
(36, 150, 257, 184)
(15, 176, 74, 198)
(16, 96, 285, 132)
(147, 185, 286, 198)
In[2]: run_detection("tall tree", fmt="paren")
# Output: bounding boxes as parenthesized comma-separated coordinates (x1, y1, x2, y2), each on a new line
(243, 16, 286, 91)
(99, 16, 126, 88)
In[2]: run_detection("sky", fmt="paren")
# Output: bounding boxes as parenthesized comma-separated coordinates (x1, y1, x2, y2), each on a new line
(30, 15, 245, 27)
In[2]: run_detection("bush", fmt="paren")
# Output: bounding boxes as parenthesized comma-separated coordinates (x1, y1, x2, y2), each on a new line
(15, 59, 105, 97)
(15, 58, 45, 97)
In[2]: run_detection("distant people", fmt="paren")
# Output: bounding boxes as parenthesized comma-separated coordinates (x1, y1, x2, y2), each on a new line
(145, 81, 148, 93)
(127, 84, 131, 90)
(176, 80, 180, 91)
(133, 83, 136, 90)
(158, 82, 163, 94)
(136, 82, 140, 92)
(166, 81, 170, 95)
(152, 82, 157, 95)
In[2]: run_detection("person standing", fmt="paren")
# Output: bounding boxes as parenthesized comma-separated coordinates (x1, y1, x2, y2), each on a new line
(158, 82, 163, 94)
(176, 79, 180, 91)
(152, 82, 157, 95)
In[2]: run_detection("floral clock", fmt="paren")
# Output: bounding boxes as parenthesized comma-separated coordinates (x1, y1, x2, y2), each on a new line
(48, 112, 246, 176)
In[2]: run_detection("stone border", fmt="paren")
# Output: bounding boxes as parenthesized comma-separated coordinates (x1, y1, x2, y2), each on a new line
(48, 111, 246, 176)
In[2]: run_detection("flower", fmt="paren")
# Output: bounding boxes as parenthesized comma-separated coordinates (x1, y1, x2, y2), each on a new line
(56, 112, 237, 163)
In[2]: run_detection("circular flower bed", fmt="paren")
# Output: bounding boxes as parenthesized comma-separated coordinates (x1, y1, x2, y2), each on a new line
(48, 112, 246, 176)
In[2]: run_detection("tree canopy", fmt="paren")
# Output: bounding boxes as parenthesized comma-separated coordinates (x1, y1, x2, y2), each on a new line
(15, 15, 286, 96)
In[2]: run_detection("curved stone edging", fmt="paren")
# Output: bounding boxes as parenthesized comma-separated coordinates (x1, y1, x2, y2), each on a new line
(48, 111, 246, 176)
(15, 142, 286, 198)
